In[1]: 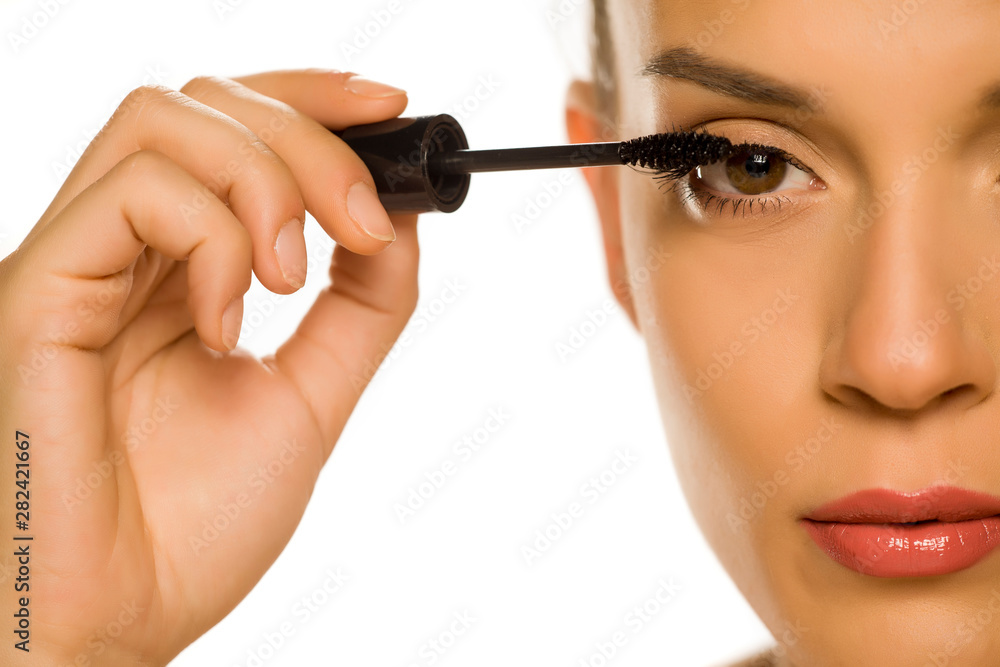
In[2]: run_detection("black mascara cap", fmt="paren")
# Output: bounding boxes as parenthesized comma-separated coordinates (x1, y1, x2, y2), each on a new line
(336, 114, 471, 213)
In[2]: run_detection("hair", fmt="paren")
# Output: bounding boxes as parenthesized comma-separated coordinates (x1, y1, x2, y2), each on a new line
(591, 0, 617, 124)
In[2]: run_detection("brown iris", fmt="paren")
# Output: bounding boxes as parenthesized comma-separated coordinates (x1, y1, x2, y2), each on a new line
(724, 148, 787, 195)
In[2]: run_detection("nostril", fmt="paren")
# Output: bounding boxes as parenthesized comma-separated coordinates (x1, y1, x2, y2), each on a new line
(941, 384, 972, 400)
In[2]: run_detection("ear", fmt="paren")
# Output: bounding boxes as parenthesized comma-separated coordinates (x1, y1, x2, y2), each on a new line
(565, 79, 639, 331)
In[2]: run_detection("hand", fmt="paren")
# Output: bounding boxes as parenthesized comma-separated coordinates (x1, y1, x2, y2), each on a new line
(0, 69, 418, 665)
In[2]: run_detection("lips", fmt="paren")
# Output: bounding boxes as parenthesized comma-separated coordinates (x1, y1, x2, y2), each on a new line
(801, 487, 1000, 577)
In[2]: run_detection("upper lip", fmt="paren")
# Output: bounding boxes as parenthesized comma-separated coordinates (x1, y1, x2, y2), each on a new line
(803, 486, 1000, 523)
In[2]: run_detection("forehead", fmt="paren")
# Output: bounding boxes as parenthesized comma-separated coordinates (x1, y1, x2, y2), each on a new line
(609, 0, 1000, 134)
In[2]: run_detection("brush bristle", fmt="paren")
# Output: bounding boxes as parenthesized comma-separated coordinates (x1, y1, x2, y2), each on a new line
(618, 131, 733, 179)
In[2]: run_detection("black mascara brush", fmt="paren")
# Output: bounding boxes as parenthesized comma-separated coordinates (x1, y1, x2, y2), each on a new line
(335, 114, 733, 213)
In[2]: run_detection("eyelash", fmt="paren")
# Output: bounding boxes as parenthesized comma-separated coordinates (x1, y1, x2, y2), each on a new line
(652, 142, 814, 218)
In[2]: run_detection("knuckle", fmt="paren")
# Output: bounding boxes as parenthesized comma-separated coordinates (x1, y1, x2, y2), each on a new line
(118, 149, 168, 179)
(244, 135, 275, 160)
(110, 84, 183, 130)
(118, 84, 173, 116)
(179, 74, 227, 98)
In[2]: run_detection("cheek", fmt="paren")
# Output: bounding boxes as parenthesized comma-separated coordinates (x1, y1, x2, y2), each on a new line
(618, 174, 822, 601)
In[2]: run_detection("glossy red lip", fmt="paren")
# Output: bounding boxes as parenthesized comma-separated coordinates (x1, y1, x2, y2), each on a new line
(805, 487, 1000, 523)
(801, 486, 1000, 578)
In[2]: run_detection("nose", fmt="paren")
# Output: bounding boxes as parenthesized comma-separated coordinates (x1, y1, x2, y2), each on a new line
(819, 181, 996, 414)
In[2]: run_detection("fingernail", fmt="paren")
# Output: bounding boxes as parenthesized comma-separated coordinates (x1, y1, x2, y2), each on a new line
(344, 75, 406, 99)
(347, 182, 396, 242)
(275, 218, 307, 289)
(222, 297, 243, 351)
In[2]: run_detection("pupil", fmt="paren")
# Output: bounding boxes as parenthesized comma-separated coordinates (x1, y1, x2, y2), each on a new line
(725, 149, 787, 195)
(745, 154, 770, 178)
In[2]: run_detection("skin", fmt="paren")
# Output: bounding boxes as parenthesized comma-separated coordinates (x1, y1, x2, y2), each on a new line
(0, 70, 418, 664)
(567, 0, 1000, 665)
(4, 3, 1000, 665)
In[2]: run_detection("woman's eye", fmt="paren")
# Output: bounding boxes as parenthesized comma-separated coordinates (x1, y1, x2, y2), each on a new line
(661, 140, 826, 219)
(692, 145, 815, 197)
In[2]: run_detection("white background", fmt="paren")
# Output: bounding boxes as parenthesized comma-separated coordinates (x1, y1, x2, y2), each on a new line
(0, 0, 772, 664)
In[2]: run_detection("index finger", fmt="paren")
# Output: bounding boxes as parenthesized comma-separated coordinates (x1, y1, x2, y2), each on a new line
(232, 68, 408, 130)
(182, 69, 410, 255)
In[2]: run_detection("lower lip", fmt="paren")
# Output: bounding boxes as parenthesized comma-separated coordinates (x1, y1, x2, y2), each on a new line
(802, 516, 1000, 577)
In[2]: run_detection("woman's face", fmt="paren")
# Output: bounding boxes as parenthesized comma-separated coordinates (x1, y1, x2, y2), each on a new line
(571, 1, 1000, 664)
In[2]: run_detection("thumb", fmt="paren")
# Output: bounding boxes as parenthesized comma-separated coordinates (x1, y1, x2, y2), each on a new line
(265, 212, 420, 458)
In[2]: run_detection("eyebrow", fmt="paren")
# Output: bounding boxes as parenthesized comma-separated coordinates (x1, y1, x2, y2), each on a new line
(641, 46, 821, 111)
(644, 46, 1000, 114)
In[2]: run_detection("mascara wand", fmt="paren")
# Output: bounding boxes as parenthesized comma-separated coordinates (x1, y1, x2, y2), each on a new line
(335, 114, 732, 213)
